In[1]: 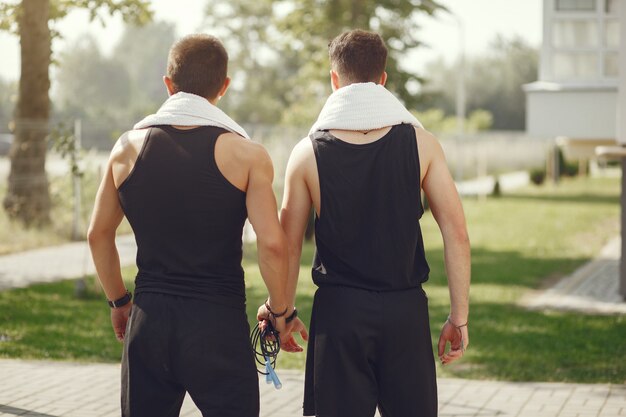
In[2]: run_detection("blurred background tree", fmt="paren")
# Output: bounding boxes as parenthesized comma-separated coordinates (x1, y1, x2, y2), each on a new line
(0, 0, 152, 226)
(204, 0, 447, 126)
(418, 35, 538, 131)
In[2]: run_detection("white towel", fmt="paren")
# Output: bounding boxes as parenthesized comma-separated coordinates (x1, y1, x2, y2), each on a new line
(134, 92, 250, 139)
(309, 82, 422, 134)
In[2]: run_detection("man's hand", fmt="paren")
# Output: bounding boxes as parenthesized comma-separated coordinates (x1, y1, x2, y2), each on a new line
(257, 304, 309, 352)
(437, 319, 469, 365)
(280, 317, 309, 353)
(110, 303, 132, 342)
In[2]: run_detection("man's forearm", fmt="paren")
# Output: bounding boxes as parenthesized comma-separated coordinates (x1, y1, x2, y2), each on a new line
(88, 233, 126, 301)
(257, 238, 289, 311)
(442, 232, 471, 323)
(285, 240, 303, 308)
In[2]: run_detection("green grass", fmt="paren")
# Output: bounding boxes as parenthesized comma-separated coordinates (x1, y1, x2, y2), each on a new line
(0, 176, 624, 382)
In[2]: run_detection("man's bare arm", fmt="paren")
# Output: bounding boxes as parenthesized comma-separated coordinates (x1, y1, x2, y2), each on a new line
(87, 151, 128, 341)
(280, 139, 315, 306)
(246, 144, 290, 328)
(418, 128, 471, 364)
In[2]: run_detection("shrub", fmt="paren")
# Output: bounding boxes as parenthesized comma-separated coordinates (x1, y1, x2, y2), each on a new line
(530, 168, 546, 185)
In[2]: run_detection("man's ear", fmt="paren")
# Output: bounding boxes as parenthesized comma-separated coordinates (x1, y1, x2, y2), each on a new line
(330, 70, 341, 91)
(218, 77, 231, 99)
(163, 76, 176, 96)
(379, 71, 387, 86)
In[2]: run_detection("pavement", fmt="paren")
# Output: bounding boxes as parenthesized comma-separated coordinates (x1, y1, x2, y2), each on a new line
(0, 235, 137, 291)
(0, 359, 624, 417)
(1, 215, 625, 416)
(520, 236, 626, 314)
(455, 171, 530, 197)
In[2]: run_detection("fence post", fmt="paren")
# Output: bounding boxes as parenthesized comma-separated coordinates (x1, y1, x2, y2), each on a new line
(71, 119, 82, 241)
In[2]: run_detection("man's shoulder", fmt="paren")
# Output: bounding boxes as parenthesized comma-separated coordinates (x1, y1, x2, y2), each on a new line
(217, 131, 270, 165)
(413, 126, 442, 154)
(110, 128, 150, 162)
(290, 137, 315, 164)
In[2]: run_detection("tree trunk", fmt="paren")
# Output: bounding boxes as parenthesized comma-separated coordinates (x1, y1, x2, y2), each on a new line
(3, 0, 52, 226)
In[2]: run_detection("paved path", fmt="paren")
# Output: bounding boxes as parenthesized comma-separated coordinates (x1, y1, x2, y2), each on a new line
(456, 171, 529, 197)
(0, 235, 137, 291)
(0, 359, 624, 417)
(521, 236, 626, 314)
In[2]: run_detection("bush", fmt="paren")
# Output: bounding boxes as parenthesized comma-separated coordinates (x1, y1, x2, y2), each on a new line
(530, 168, 546, 185)
(492, 177, 502, 197)
(557, 147, 579, 177)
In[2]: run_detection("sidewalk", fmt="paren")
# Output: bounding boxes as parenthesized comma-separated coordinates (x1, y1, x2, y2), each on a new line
(521, 236, 626, 314)
(0, 235, 136, 291)
(0, 359, 624, 417)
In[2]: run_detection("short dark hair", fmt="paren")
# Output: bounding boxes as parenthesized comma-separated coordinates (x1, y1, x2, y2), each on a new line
(328, 30, 388, 84)
(167, 34, 228, 99)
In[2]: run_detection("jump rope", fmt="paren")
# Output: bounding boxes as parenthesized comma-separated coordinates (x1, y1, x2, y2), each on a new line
(250, 319, 283, 389)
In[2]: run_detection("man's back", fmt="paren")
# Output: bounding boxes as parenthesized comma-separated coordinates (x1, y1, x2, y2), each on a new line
(310, 123, 430, 290)
(117, 125, 248, 306)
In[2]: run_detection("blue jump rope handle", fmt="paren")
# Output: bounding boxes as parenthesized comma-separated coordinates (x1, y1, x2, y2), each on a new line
(264, 356, 282, 389)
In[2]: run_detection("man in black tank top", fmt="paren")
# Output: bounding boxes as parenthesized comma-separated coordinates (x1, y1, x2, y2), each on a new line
(88, 34, 292, 417)
(280, 30, 471, 417)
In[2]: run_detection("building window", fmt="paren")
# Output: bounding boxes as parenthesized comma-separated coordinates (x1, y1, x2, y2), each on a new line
(553, 20, 598, 47)
(549, 0, 619, 81)
(604, 53, 619, 77)
(554, 52, 598, 79)
(605, 19, 620, 48)
(605, 0, 619, 14)
(555, 0, 596, 11)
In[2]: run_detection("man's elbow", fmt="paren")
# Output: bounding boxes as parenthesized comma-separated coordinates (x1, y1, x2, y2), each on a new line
(87, 226, 115, 247)
(257, 231, 288, 259)
(444, 226, 470, 248)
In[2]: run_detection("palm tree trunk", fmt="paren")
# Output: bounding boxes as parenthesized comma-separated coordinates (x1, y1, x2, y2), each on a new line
(3, 0, 52, 226)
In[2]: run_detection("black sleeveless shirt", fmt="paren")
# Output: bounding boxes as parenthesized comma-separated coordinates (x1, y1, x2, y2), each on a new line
(310, 123, 430, 291)
(118, 125, 248, 308)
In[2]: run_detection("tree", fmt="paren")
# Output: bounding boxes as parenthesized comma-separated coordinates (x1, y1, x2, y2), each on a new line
(112, 21, 176, 111)
(203, 0, 446, 126)
(54, 22, 175, 149)
(418, 35, 539, 130)
(0, 0, 151, 226)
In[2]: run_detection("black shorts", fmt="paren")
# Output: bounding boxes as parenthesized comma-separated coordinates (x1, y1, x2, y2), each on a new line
(303, 285, 437, 417)
(121, 292, 259, 417)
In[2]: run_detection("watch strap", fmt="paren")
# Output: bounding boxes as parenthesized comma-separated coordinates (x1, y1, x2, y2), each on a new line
(108, 290, 132, 308)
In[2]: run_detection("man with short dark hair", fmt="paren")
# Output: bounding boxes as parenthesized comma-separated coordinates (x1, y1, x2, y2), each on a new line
(279, 29, 471, 417)
(88, 34, 290, 417)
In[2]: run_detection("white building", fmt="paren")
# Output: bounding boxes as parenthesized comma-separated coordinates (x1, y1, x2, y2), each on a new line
(525, 0, 621, 139)
(524, 0, 626, 298)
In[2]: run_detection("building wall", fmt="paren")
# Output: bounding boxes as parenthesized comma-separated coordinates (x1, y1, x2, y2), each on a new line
(526, 0, 621, 141)
(526, 88, 617, 138)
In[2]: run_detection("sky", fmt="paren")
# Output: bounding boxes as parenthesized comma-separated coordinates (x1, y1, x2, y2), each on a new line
(0, 0, 543, 83)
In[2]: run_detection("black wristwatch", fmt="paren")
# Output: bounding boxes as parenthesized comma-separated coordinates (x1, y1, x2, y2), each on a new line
(286, 307, 298, 324)
(108, 290, 132, 308)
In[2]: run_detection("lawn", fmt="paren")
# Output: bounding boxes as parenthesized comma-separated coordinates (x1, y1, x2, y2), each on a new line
(0, 176, 624, 383)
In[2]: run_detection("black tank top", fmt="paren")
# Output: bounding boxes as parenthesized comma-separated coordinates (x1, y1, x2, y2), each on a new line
(310, 123, 430, 291)
(118, 125, 248, 308)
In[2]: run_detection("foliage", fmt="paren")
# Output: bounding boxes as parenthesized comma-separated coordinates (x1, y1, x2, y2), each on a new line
(203, 0, 447, 125)
(418, 35, 538, 130)
(0, 78, 17, 132)
(0, 0, 151, 34)
(529, 167, 546, 185)
(556, 147, 580, 177)
(412, 108, 493, 134)
(0, 177, 623, 382)
(53, 22, 175, 148)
